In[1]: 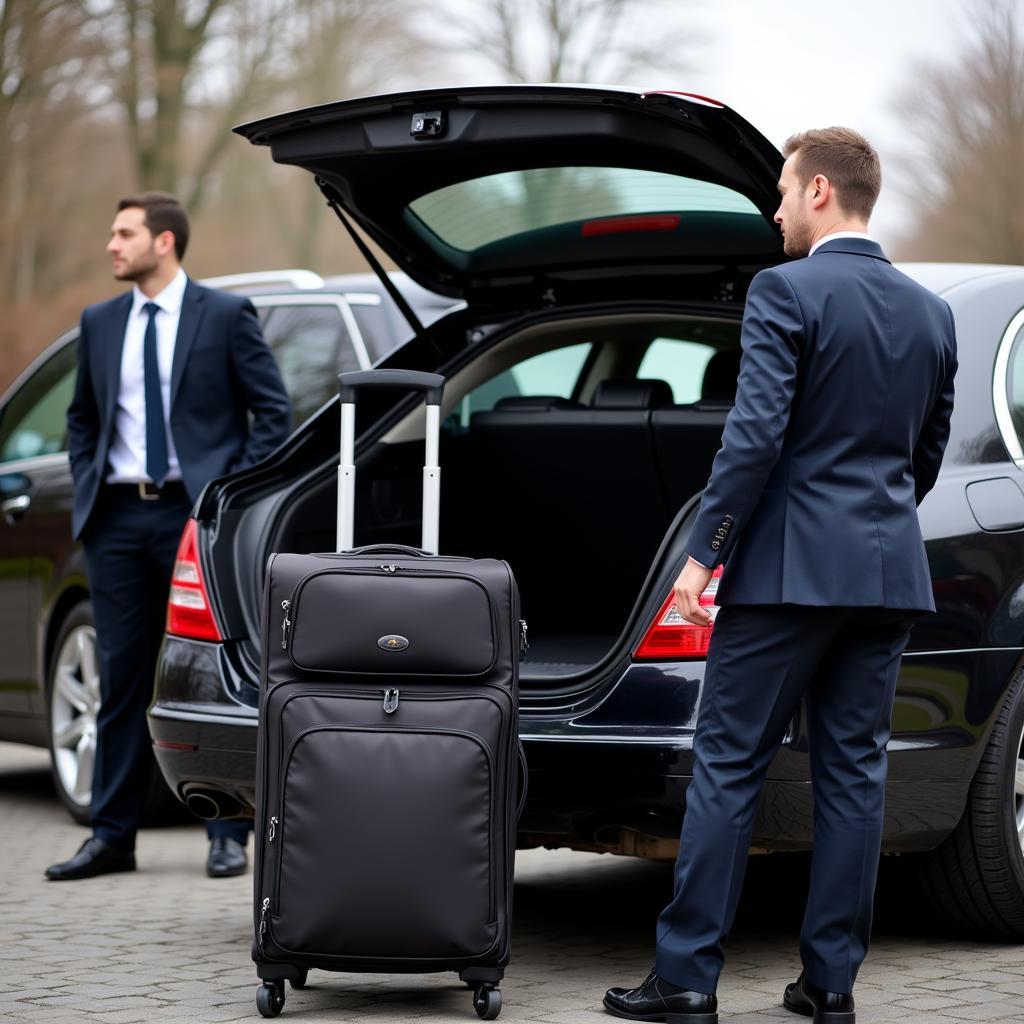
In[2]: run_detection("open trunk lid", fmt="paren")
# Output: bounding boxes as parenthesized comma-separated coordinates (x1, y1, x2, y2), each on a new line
(235, 85, 785, 310)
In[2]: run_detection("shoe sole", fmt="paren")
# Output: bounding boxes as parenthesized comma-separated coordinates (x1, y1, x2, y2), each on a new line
(45, 862, 136, 881)
(783, 993, 855, 1024)
(602, 997, 718, 1023)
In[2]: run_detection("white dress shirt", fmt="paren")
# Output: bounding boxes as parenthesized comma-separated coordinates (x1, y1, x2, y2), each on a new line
(105, 267, 186, 483)
(809, 230, 874, 256)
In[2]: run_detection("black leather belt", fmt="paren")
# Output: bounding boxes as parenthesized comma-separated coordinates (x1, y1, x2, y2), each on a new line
(107, 481, 188, 501)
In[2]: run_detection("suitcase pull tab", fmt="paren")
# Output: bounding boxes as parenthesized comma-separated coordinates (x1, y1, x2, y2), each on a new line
(258, 897, 270, 950)
(280, 600, 292, 650)
(383, 688, 400, 714)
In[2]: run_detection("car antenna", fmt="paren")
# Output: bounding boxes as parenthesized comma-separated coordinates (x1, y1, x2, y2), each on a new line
(316, 179, 443, 363)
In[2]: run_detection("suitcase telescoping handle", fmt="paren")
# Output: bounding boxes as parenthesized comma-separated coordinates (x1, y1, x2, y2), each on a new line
(337, 369, 446, 555)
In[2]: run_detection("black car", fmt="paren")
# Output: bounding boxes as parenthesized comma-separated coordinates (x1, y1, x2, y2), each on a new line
(0, 269, 454, 822)
(148, 86, 1020, 939)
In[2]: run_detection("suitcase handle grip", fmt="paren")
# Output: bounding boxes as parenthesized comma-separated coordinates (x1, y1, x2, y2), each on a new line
(338, 369, 444, 407)
(346, 543, 433, 558)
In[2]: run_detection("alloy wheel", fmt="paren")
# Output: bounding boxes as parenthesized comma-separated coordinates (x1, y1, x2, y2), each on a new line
(1017, 718, 1024, 856)
(50, 623, 100, 808)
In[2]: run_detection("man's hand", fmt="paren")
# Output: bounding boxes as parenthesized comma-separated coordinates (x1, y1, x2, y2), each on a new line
(673, 556, 715, 626)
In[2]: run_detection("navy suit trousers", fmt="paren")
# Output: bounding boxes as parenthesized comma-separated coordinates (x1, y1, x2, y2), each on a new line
(83, 486, 192, 850)
(83, 487, 252, 851)
(655, 603, 918, 994)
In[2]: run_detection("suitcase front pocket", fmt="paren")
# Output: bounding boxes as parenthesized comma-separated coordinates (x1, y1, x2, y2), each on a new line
(270, 724, 497, 962)
(284, 568, 498, 677)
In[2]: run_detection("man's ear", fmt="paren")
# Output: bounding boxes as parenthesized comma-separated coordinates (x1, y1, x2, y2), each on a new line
(811, 174, 830, 210)
(154, 230, 176, 258)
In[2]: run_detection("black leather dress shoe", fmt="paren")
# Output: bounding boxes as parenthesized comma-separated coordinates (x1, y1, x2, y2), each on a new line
(604, 970, 718, 1022)
(45, 837, 136, 881)
(206, 836, 247, 877)
(783, 972, 855, 1022)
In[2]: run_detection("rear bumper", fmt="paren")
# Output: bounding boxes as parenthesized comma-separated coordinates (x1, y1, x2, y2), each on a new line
(149, 639, 976, 852)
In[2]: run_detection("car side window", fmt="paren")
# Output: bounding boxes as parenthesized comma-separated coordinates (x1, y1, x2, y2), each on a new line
(260, 303, 358, 427)
(0, 342, 77, 463)
(637, 338, 718, 404)
(458, 343, 592, 422)
(1006, 321, 1024, 449)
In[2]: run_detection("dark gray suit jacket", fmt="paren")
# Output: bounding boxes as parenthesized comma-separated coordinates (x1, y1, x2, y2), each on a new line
(67, 278, 291, 539)
(686, 237, 958, 613)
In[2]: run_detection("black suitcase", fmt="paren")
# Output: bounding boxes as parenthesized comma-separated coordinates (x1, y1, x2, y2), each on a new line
(252, 370, 525, 1020)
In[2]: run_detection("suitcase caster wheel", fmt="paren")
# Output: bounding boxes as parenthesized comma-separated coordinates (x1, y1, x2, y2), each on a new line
(473, 985, 501, 1020)
(289, 970, 308, 990)
(256, 982, 285, 1018)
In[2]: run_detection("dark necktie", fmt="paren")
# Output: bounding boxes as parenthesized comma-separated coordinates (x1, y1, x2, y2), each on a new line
(142, 301, 169, 485)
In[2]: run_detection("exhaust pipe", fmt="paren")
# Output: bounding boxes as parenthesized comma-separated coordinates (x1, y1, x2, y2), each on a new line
(184, 789, 244, 821)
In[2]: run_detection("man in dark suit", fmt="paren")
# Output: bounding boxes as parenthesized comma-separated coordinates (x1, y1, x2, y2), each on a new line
(46, 193, 291, 881)
(605, 129, 957, 1023)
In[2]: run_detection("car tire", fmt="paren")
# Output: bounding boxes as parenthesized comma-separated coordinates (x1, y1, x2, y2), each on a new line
(46, 600, 182, 826)
(918, 666, 1024, 939)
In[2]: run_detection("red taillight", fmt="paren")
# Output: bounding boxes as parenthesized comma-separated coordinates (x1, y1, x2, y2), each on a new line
(166, 520, 222, 642)
(633, 565, 723, 660)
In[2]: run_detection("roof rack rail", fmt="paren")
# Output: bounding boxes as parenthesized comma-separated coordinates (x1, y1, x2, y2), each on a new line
(200, 269, 326, 291)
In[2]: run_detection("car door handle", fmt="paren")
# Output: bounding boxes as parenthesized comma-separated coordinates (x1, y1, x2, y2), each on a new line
(2, 494, 30, 524)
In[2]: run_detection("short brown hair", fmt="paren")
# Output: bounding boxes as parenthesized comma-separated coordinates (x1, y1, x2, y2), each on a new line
(117, 192, 190, 260)
(782, 127, 881, 221)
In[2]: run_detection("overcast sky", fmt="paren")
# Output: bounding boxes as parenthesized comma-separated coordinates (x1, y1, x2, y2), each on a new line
(445, 0, 978, 251)
(688, 0, 971, 248)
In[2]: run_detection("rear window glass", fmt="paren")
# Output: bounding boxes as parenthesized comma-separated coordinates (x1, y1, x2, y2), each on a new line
(408, 167, 762, 252)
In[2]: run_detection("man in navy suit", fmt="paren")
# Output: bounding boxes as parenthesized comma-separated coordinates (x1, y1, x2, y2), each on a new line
(605, 129, 957, 1023)
(47, 193, 291, 881)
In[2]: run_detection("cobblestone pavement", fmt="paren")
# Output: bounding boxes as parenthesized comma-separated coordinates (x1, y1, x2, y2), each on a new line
(3, 741, 1024, 1024)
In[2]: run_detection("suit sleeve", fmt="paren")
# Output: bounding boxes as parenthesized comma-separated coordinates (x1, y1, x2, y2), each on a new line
(65, 313, 99, 486)
(228, 298, 292, 470)
(912, 303, 958, 507)
(685, 267, 803, 570)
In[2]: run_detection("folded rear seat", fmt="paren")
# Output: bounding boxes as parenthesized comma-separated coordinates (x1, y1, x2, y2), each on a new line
(470, 379, 674, 635)
(651, 348, 741, 513)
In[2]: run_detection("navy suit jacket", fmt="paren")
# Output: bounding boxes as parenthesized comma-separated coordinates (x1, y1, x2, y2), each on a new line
(67, 278, 291, 539)
(685, 237, 958, 613)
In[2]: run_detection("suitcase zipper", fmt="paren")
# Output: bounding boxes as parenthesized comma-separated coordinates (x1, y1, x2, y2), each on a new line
(383, 688, 400, 714)
(268, 816, 278, 842)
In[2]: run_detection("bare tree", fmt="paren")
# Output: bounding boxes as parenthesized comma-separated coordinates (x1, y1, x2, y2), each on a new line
(894, 0, 1024, 263)
(0, 0, 101, 301)
(88, 0, 294, 204)
(239, 0, 425, 268)
(443, 0, 699, 85)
